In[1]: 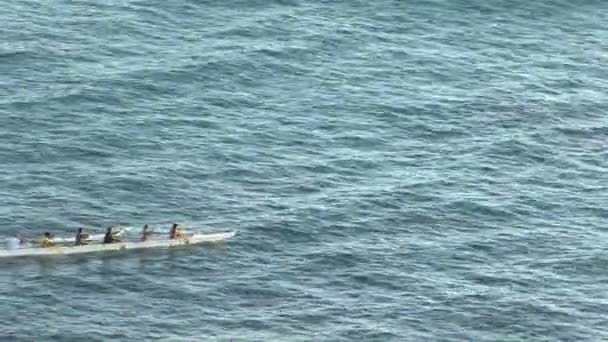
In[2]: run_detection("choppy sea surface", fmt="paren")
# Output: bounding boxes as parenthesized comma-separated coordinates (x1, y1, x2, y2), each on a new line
(1, 1, 607, 340)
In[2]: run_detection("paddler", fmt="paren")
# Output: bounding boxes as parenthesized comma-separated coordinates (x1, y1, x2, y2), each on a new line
(169, 223, 185, 240)
(141, 224, 153, 242)
(103, 227, 120, 244)
(74, 227, 89, 246)
(41, 232, 54, 248)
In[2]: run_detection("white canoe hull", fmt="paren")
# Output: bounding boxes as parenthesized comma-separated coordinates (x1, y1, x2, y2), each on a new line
(0, 231, 236, 258)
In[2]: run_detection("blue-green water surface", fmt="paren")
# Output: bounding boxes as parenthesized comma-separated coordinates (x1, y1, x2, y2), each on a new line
(1, 1, 607, 340)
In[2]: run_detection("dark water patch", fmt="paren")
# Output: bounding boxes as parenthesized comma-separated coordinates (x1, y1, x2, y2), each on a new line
(298, 249, 365, 273)
(338, 328, 402, 341)
(444, 199, 517, 225)
(556, 125, 608, 139)
(349, 273, 405, 292)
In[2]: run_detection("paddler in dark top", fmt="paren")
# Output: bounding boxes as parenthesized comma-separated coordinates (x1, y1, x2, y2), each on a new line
(103, 227, 120, 244)
(169, 224, 185, 240)
(74, 227, 89, 246)
(141, 224, 153, 242)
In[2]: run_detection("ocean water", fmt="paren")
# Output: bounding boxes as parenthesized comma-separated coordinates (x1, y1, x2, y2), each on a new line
(1, 0, 607, 340)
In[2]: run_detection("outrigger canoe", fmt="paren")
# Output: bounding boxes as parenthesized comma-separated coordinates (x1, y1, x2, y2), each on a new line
(0, 231, 236, 258)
